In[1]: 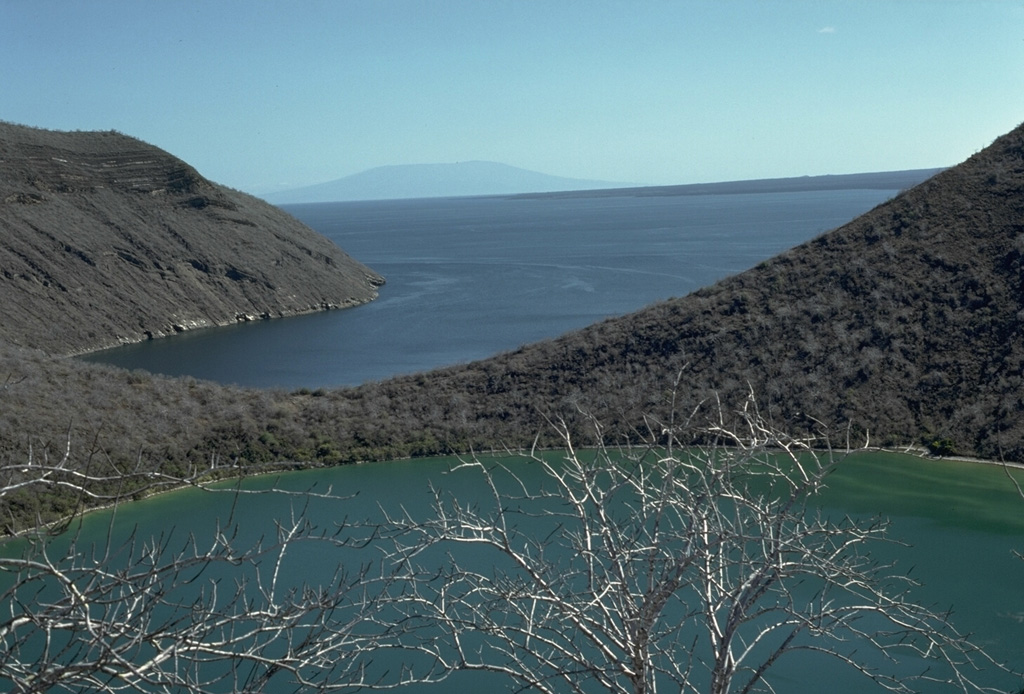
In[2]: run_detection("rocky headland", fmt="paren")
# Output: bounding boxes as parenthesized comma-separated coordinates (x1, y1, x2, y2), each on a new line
(0, 122, 383, 355)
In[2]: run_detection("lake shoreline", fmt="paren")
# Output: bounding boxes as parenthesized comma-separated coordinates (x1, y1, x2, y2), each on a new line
(11, 443, 1020, 540)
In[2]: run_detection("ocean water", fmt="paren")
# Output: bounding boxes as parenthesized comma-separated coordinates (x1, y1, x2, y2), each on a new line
(83, 189, 898, 388)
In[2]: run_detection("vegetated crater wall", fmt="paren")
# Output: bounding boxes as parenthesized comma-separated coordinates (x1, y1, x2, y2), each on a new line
(2, 119, 1024, 534)
(328, 120, 1024, 463)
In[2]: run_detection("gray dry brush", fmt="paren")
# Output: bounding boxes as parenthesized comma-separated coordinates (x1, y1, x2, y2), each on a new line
(0, 394, 1007, 693)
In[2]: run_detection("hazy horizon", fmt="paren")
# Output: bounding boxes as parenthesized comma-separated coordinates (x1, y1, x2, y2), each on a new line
(2, 2, 1022, 195)
(258, 159, 633, 200)
(261, 160, 944, 204)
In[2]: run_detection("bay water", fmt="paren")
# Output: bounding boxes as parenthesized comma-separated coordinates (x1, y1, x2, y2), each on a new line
(83, 189, 898, 388)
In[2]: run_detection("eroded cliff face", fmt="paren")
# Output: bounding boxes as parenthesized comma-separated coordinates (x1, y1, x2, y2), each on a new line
(0, 123, 383, 355)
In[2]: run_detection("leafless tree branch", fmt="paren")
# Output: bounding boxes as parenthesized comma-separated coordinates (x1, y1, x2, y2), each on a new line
(381, 393, 1004, 693)
(0, 431, 405, 693)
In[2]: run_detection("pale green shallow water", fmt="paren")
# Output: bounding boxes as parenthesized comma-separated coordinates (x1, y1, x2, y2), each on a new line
(7, 451, 1022, 693)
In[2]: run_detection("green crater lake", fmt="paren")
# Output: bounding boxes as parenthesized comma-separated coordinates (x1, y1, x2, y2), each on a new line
(11, 451, 1022, 693)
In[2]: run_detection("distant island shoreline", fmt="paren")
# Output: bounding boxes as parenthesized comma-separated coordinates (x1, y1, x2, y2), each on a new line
(501, 169, 946, 201)
(265, 160, 943, 205)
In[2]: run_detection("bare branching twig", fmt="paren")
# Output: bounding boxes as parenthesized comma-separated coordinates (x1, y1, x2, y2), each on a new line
(0, 431, 401, 693)
(381, 394, 1003, 694)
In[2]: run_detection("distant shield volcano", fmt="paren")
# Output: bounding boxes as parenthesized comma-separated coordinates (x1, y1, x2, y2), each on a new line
(262, 161, 631, 203)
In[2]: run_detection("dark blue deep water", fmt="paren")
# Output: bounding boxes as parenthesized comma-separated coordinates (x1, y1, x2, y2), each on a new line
(83, 189, 897, 388)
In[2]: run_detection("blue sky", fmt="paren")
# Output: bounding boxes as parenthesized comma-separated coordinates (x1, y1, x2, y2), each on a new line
(2, 1, 1023, 193)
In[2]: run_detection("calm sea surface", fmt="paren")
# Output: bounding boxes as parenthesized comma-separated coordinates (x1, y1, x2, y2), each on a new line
(83, 189, 897, 388)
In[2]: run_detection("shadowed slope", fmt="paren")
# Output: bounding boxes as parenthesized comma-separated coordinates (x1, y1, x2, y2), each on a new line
(0, 123, 383, 355)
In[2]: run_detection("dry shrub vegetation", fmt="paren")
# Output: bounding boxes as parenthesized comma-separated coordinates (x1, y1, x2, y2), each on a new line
(1, 121, 1024, 531)
(0, 393, 1009, 693)
(1, 119, 1023, 691)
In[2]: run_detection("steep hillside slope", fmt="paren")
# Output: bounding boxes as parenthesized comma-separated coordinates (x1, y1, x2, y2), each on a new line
(0, 123, 383, 355)
(3, 121, 1022, 532)
(314, 121, 1024, 462)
